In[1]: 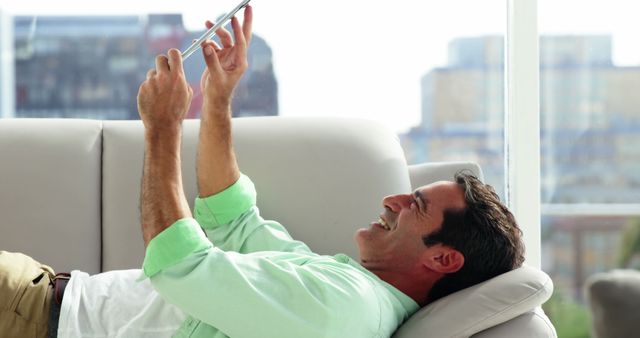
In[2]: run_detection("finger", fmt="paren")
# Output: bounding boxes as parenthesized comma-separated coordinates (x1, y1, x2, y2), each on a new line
(216, 25, 234, 48)
(202, 41, 223, 74)
(155, 55, 169, 73)
(167, 48, 184, 75)
(193, 38, 218, 52)
(231, 16, 246, 52)
(146, 69, 157, 80)
(242, 5, 253, 44)
(202, 39, 222, 52)
(205, 20, 233, 48)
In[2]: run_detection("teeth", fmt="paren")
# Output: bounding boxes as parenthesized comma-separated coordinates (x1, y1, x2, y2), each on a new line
(378, 218, 390, 230)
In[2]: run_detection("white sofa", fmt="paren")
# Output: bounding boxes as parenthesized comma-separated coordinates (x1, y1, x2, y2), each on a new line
(0, 117, 556, 337)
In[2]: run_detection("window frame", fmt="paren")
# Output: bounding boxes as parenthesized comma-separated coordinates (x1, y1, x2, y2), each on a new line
(506, 0, 542, 267)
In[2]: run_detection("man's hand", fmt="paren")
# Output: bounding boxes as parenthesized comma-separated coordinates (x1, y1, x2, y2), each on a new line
(197, 6, 253, 198)
(138, 48, 193, 134)
(200, 5, 253, 113)
(138, 48, 194, 247)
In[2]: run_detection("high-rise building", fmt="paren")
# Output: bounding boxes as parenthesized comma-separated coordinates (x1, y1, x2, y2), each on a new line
(12, 14, 278, 120)
(403, 35, 640, 202)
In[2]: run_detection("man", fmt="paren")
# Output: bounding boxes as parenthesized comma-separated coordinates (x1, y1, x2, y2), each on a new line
(0, 5, 525, 337)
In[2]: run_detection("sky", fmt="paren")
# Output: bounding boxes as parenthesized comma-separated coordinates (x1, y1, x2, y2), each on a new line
(2, 0, 639, 132)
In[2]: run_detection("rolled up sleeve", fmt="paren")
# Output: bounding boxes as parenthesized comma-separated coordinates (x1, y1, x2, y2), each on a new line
(142, 218, 212, 278)
(143, 174, 258, 277)
(194, 174, 257, 228)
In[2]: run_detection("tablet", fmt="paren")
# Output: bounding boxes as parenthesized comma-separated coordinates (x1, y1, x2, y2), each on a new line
(181, 0, 251, 60)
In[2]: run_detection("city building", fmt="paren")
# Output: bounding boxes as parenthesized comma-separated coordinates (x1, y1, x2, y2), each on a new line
(14, 16, 146, 119)
(12, 14, 278, 120)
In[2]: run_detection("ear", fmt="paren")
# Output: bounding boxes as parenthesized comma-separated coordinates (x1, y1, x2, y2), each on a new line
(422, 246, 464, 274)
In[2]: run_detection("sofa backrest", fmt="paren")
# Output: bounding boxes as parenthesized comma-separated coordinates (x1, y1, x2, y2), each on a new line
(2, 117, 413, 273)
(100, 117, 413, 270)
(0, 119, 103, 274)
(54, 116, 408, 272)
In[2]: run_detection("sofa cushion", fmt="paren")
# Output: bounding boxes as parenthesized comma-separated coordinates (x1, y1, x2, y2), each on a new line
(0, 119, 103, 274)
(393, 265, 554, 338)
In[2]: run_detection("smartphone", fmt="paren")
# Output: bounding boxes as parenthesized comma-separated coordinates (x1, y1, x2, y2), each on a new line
(181, 0, 251, 60)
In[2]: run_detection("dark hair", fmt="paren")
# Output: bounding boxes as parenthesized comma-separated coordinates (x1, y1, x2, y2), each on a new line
(423, 171, 525, 304)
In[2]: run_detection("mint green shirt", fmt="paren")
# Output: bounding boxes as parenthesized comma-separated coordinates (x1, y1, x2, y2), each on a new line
(142, 175, 419, 338)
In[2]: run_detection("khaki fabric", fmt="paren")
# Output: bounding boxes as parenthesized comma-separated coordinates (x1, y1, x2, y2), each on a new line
(0, 251, 54, 338)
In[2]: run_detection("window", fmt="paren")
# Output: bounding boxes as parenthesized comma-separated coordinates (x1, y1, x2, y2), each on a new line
(0, 0, 507, 191)
(539, 0, 640, 336)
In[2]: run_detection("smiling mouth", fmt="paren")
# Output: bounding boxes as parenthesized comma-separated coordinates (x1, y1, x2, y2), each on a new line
(377, 218, 391, 230)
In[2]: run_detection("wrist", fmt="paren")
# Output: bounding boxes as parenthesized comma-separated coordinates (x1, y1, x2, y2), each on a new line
(203, 97, 232, 115)
(144, 123, 182, 138)
(144, 125, 182, 149)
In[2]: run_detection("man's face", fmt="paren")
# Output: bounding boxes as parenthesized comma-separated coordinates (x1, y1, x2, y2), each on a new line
(355, 181, 466, 272)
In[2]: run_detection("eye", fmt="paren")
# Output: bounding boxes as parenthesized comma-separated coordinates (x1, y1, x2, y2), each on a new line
(412, 197, 427, 214)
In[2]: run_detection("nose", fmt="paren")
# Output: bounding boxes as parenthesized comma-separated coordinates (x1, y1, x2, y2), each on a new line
(382, 194, 412, 213)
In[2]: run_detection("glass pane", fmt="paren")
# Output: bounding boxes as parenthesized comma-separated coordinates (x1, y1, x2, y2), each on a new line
(539, 0, 640, 336)
(539, 3, 640, 204)
(541, 214, 640, 337)
(0, 0, 506, 191)
(402, 35, 506, 194)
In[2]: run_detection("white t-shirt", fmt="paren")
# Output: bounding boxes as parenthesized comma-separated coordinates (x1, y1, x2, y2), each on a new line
(57, 269, 187, 338)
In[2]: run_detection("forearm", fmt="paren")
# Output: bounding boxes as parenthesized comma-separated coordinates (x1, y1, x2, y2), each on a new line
(197, 101, 241, 197)
(196, 7, 252, 197)
(141, 128, 192, 247)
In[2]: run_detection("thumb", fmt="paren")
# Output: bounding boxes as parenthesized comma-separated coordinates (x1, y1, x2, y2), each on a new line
(202, 42, 222, 75)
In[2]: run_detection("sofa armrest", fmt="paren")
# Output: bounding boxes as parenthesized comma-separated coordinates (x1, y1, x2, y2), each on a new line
(393, 265, 555, 338)
(471, 307, 557, 338)
(585, 269, 640, 338)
